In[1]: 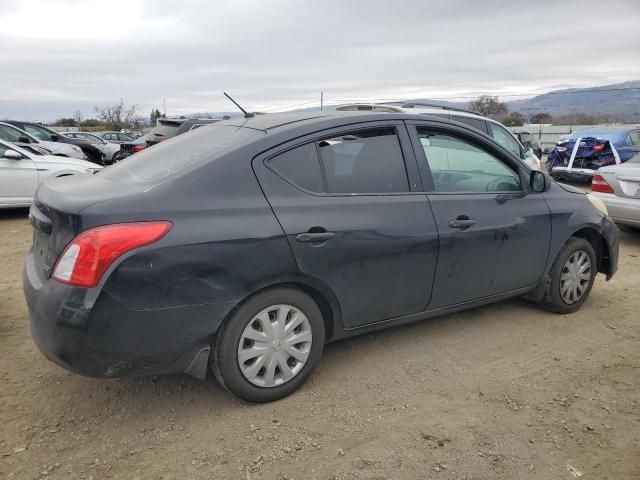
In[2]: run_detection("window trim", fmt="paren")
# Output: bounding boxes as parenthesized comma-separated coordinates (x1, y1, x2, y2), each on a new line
(261, 120, 423, 197)
(406, 120, 530, 195)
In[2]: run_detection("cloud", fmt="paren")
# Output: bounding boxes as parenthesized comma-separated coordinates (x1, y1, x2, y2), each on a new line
(0, 0, 639, 120)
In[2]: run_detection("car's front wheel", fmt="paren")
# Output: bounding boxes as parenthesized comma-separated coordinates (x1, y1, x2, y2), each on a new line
(212, 287, 325, 402)
(541, 237, 597, 314)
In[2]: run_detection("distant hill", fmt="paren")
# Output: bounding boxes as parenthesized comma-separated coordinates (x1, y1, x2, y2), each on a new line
(184, 81, 640, 122)
(508, 80, 640, 122)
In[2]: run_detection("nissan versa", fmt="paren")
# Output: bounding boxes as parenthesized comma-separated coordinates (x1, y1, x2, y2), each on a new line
(23, 112, 619, 402)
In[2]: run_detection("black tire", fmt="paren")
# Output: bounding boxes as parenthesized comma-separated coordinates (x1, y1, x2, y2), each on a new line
(211, 287, 325, 403)
(540, 237, 597, 314)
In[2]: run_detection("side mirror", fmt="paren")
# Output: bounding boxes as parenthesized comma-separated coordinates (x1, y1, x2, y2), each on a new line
(51, 134, 59, 141)
(3, 150, 23, 160)
(18, 135, 31, 143)
(530, 170, 550, 193)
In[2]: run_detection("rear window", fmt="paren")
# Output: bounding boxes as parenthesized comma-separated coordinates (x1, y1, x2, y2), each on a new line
(99, 125, 262, 183)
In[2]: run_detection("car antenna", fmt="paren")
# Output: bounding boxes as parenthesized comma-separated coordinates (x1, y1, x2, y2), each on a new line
(223, 92, 255, 118)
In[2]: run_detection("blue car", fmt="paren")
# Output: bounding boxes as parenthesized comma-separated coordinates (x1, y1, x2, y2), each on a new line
(547, 127, 640, 181)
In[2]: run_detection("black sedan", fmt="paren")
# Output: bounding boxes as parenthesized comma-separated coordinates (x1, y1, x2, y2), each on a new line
(24, 112, 618, 402)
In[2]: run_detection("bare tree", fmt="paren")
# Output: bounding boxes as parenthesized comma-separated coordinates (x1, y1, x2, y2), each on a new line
(94, 98, 138, 130)
(73, 110, 83, 124)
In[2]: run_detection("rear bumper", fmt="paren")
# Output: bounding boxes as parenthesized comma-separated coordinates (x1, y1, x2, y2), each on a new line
(592, 192, 640, 227)
(23, 252, 231, 379)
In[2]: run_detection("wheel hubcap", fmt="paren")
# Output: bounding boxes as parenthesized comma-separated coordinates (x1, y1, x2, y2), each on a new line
(237, 304, 313, 388)
(560, 250, 591, 304)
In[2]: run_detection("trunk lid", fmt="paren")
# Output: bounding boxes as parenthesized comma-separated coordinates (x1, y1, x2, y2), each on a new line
(28, 173, 155, 279)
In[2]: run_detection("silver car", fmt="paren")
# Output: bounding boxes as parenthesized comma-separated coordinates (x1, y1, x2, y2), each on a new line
(63, 132, 121, 164)
(591, 154, 640, 227)
(0, 139, 101, 209)
(0, 122, 87, 160)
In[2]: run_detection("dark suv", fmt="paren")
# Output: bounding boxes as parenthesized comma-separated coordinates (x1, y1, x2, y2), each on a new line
(118, 118, 220, 159)
(24, 111, 618, 402)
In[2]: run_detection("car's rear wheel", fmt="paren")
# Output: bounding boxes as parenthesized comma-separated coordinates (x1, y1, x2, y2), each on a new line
(211, 287, 325, 402)
(541, 237, 597, 314)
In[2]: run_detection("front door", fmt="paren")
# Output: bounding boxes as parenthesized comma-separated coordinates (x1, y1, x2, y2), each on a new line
(410, 124, 551, 308)
(0, 145, 38, 205)
(254, 122, 439, 328)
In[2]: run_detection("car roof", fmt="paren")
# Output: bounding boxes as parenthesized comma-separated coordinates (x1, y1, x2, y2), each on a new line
(218, 111, 445, 133)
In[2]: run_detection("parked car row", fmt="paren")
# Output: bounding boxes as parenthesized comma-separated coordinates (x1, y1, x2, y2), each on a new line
(118, 118, 220, 159)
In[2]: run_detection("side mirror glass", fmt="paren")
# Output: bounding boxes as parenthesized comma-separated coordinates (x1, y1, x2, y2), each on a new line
(530, 170, 549, 193)
(3, 150, 23, 159)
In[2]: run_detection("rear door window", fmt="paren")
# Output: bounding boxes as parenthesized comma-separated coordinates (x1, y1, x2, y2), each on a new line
(451, 115, 489, 134)
(268, 143, 325, 192)
(317, 128, 409, 193)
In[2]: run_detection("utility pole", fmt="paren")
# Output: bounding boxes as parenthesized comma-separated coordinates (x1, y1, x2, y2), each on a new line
(320, 91, 324, 111)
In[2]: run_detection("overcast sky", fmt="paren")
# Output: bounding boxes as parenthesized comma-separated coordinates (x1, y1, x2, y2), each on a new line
(1, 0, 639, 121)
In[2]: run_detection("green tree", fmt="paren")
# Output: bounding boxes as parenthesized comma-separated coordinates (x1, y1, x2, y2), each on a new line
(502, 112, 525, 127)
(54, 118, 77, 127)
(469, 95, 508, 117)
(530, 112, 552, 124)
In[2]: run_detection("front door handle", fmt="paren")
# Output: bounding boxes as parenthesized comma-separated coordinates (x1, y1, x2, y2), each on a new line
(296, 232, 335, 243)
(448, 218, 476, 229)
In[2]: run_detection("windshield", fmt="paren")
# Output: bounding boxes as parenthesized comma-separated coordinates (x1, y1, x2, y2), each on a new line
(629, 153, 640, 164)
(570, 130, 625, 143)
(99, 125, 262, 183)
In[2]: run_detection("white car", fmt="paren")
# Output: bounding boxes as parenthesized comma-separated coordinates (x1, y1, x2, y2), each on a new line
(0, 140, 101, 209)
(0, 122, 87, 160)
(591, 153, 640, 227)
(62, 132, 121, 163)
(336, 103, 541, 170)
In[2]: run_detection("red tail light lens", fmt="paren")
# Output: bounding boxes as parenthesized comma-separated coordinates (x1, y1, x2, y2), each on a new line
(132, 145, 145, 153)
(592, 144, 605, 151)
(52, 222, 173, 287)
(591, 175, 614, 194)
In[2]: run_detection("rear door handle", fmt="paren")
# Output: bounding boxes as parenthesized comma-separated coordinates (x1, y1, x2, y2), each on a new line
(448, 219, 476, 229)
(296, 232, 335, 243)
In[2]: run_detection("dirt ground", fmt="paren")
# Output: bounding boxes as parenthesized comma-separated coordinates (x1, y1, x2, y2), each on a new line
(1, 208, 639, 480)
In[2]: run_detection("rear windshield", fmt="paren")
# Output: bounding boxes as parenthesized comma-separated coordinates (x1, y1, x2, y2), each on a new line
(99, 125, 262, 183)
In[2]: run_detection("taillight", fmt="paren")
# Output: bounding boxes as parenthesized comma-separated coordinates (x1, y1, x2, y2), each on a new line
(52, 221, 173, 287)
(132, 145, 145, 153)
(591, 175, 614, 194)
(592, 144, 605, 151)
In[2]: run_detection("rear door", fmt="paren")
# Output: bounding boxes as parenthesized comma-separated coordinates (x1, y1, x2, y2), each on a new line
(408, 121, 551, 308)
(254, 121, 439, 329)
